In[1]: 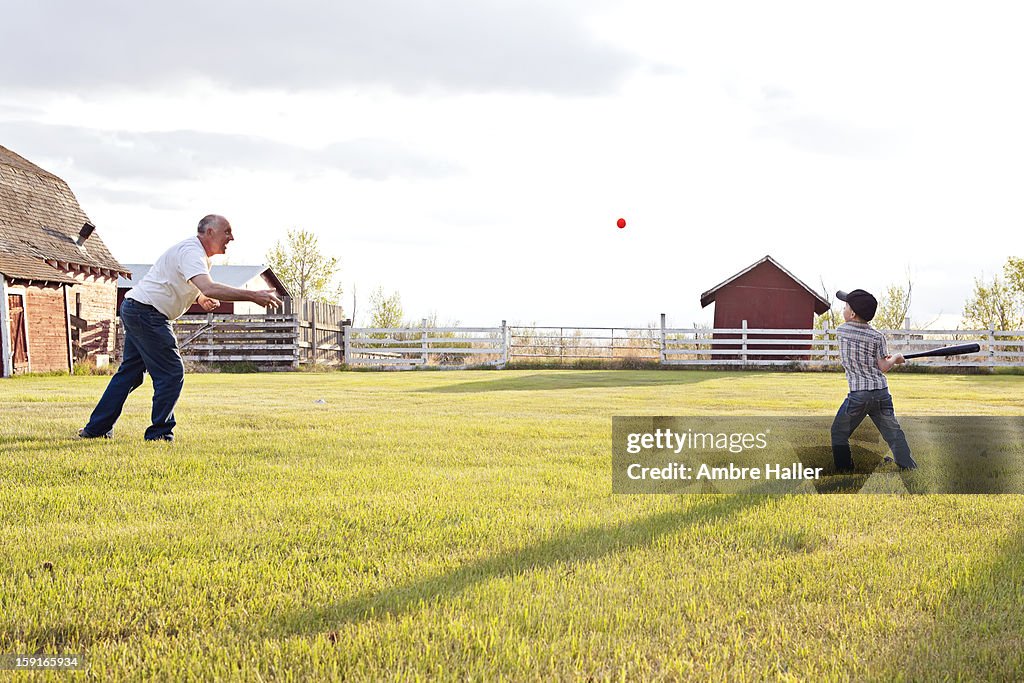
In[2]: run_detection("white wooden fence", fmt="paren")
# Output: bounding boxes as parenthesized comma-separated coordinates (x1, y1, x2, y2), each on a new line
(509, 326, 660, 361)
(345, 316, 1024, 369)
(661, 315, 1022, 367)
(344, 320, 507, 368)
(127, 311, 1023, 370)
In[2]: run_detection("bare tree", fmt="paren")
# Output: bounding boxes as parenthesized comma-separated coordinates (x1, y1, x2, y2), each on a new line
(814, 278, 842, 330)
(351, 284, 358, 327)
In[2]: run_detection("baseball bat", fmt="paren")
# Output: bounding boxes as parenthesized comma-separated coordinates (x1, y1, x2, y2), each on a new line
(902, 343, 981, 359)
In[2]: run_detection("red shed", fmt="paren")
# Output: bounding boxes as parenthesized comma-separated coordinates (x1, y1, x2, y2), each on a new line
(700, 255, 830, 360)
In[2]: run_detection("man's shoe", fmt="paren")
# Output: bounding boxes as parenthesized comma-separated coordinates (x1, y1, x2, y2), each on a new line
(145, 435, 174, 442)
(77, 428, 112, 439)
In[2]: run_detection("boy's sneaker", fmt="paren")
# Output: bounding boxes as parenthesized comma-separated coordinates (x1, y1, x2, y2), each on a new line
(77, 428, 113, 439)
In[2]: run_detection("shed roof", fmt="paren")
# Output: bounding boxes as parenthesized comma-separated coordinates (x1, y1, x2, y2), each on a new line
(700, 255, 831, 313)
(0, 250, 78, 284)
(0, 144, 128, 280)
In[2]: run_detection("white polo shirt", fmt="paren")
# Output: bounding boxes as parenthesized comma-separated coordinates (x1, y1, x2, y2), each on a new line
(126, 236, 211, 320)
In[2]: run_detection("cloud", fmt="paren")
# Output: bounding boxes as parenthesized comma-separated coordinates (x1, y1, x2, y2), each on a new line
(0, 101, 43, 117)
(0, 0, 636, 96)
(75, 186, 191, 212)
(0, 121, 460, 181)
(760, 86, 794, 103)
(321, 140, 459, 181)
(754, 115, 905, 160)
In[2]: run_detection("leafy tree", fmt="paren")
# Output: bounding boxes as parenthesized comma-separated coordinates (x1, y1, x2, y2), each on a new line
(962, 257, 1024, 331)
(1004, 256, 1024, 295)
(265, 229, 343, 305)
(368, 287, 403, 328)
(962, 275, 1023, 330)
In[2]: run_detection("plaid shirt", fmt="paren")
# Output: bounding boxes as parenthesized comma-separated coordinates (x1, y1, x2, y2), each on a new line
(837, 322, 888, 391)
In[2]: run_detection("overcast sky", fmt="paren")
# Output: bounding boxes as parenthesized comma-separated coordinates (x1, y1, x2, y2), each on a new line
(2, 1, 1021, 327)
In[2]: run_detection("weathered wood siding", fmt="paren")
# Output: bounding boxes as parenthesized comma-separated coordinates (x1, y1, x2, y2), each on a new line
(67, 273, 118, 358)
(23, 285, 70, 372)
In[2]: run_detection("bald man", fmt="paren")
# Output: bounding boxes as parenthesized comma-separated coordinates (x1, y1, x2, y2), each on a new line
(80, 215, 282, 441)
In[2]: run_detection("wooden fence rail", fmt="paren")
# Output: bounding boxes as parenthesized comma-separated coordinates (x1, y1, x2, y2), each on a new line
(508, 326, 660, 361)
(116, 310, 1024, 370)
(172, 314, 299, 369)
(344, 320, 506, 368)
(286, 297, 350, 366)
(349, 319, 1024, 368)
(161, 297, 350, 369)
(659, 315, 1024, 368)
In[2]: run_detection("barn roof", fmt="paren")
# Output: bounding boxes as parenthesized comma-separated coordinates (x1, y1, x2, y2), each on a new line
(0, 250, 78, 284)
(0, 144, 129, 281)
(700, 255, 831, 313)
(119, 264, 290, 296)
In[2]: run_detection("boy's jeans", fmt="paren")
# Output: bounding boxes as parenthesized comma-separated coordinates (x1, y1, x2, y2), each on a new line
(83, 298, 184, 441)
(831, 389, 917, 470)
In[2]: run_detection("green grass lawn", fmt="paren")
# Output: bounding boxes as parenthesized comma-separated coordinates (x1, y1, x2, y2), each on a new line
(2, 370, 1023, 680)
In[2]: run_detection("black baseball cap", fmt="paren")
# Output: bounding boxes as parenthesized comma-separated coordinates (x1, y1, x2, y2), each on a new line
(836, 289, 878, 321)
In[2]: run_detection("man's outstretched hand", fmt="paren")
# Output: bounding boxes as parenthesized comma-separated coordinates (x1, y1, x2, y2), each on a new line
(252, 290, 282, 309)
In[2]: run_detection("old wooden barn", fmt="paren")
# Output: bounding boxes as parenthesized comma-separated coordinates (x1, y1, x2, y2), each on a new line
(0, 144, 129, 377)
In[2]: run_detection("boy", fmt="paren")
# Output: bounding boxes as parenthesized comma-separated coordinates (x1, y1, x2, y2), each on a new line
(831, 289, 917, 471)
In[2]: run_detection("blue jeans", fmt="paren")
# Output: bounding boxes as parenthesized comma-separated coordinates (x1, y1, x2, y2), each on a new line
(831, 389, 916, 470)
(83, 298, 184, 440)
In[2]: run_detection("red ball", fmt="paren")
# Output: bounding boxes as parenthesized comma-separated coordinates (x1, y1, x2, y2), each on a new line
(616, 218, 626, 229)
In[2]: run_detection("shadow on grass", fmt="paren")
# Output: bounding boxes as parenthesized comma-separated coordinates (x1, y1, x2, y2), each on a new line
(280, 495, 767, 635)
(418, 370, 716, 394)
(0, 434, 48, 448)
(884, 524, 1024, 680)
